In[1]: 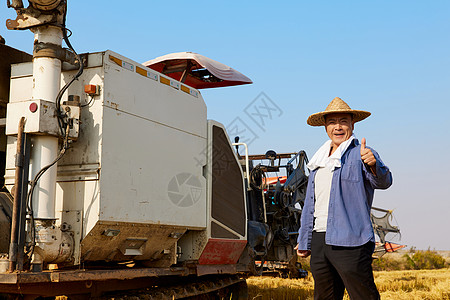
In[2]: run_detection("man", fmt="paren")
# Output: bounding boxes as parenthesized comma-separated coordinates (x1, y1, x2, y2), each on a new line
(295, 97, 392, 300)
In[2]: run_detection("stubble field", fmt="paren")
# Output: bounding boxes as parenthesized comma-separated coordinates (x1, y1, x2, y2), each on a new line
(247, 268, 450, 300)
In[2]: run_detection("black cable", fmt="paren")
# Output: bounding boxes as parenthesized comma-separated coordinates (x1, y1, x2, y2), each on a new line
(65, 28, 72, 38)
(55, 0, 84, 137)
(81, 95, 94, 107)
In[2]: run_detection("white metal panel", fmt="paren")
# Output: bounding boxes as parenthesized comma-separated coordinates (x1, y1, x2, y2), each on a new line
(4, 136, 16, 194)
(56, 64, 105, 236)
(99, 107, 207, 228)
(95, 51, 207, 228)
(5, 73, 33, 194)
(103, 51, 206, 139)
(10, 61, 32, 78)
(5, 64, 33, 192)
(5, 99, 80, 139)
(6, 100, 61, 136)
(5, 136, 16, 171)
(58, 67, 104, 166)
(55, 180, 99, 239)
(9, 76, 32, 103)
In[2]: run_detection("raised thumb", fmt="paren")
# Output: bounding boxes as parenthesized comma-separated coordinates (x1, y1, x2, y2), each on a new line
(361, 137, 366, 152)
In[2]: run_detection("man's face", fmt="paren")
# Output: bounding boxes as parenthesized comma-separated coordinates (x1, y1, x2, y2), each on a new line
(325, 113, 354, 148)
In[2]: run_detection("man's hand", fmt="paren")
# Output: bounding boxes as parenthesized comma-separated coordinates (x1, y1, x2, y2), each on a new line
(294, 244, 311, 258)
(360, 138, 377, 175)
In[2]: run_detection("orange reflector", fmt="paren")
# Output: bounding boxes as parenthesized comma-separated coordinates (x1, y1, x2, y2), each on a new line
(181, 85, 190, 94)
(85, 84, 98, 95)
(160, 76, 170, 86)
(109, 55, 122, 66)
(136, 66, 147, 77)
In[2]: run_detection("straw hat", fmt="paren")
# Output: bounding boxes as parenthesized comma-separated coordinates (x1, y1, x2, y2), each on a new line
(307, 97, 371, 126)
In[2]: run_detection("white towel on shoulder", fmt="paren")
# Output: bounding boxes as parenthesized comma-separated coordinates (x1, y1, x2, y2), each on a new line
(307, 135, 355, 171)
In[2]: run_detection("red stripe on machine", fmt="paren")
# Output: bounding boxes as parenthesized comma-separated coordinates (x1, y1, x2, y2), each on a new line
(198, 238, 247, 265)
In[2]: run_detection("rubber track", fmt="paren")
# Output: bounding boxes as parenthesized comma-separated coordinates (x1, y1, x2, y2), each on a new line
(98, 274, 247, 300)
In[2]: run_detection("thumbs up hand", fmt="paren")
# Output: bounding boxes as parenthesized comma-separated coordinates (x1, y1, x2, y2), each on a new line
(361, 137, 376, 167)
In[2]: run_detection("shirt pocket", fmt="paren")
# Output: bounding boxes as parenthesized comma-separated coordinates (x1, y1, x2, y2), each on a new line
(341, 162, 362, 183)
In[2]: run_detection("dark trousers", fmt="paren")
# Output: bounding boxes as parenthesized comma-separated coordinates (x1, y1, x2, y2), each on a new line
(310, 232, 380, 300)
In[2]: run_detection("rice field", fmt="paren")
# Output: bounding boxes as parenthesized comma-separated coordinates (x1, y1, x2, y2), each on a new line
(247, 268, 450, 300)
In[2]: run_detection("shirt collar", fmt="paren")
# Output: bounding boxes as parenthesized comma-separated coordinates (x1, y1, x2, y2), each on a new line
(307, 134, 356, 171)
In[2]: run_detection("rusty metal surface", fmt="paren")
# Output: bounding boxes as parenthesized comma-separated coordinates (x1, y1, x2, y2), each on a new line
(196, 264, 237, 277)
(29, 0, 62, 11)
(81, 221, 187, 267)
(0, 266, 192, 285)
(8, 117, 25, 272)
(33, 42, 81, 66)
(0, 276, 162, 298)
(6, 1, 66, 30)
(198, 239, 247, 265)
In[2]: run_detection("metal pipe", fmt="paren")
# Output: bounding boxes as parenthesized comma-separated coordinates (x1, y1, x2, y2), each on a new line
(8, 117, 25, 272)
(232, 142, 249, 183)
(30, 25, 62, 220)
(17, 134, 31, 271)
(30, 136, 59, 219)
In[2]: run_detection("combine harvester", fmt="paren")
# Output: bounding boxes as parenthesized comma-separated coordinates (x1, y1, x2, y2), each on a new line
(0, 1, 402, 298)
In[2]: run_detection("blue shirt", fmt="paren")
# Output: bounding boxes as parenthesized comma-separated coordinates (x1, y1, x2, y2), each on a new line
(297, 139, 392, 249)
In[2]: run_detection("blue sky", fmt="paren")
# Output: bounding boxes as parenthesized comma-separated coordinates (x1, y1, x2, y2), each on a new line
(1, 1, 449, 250)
